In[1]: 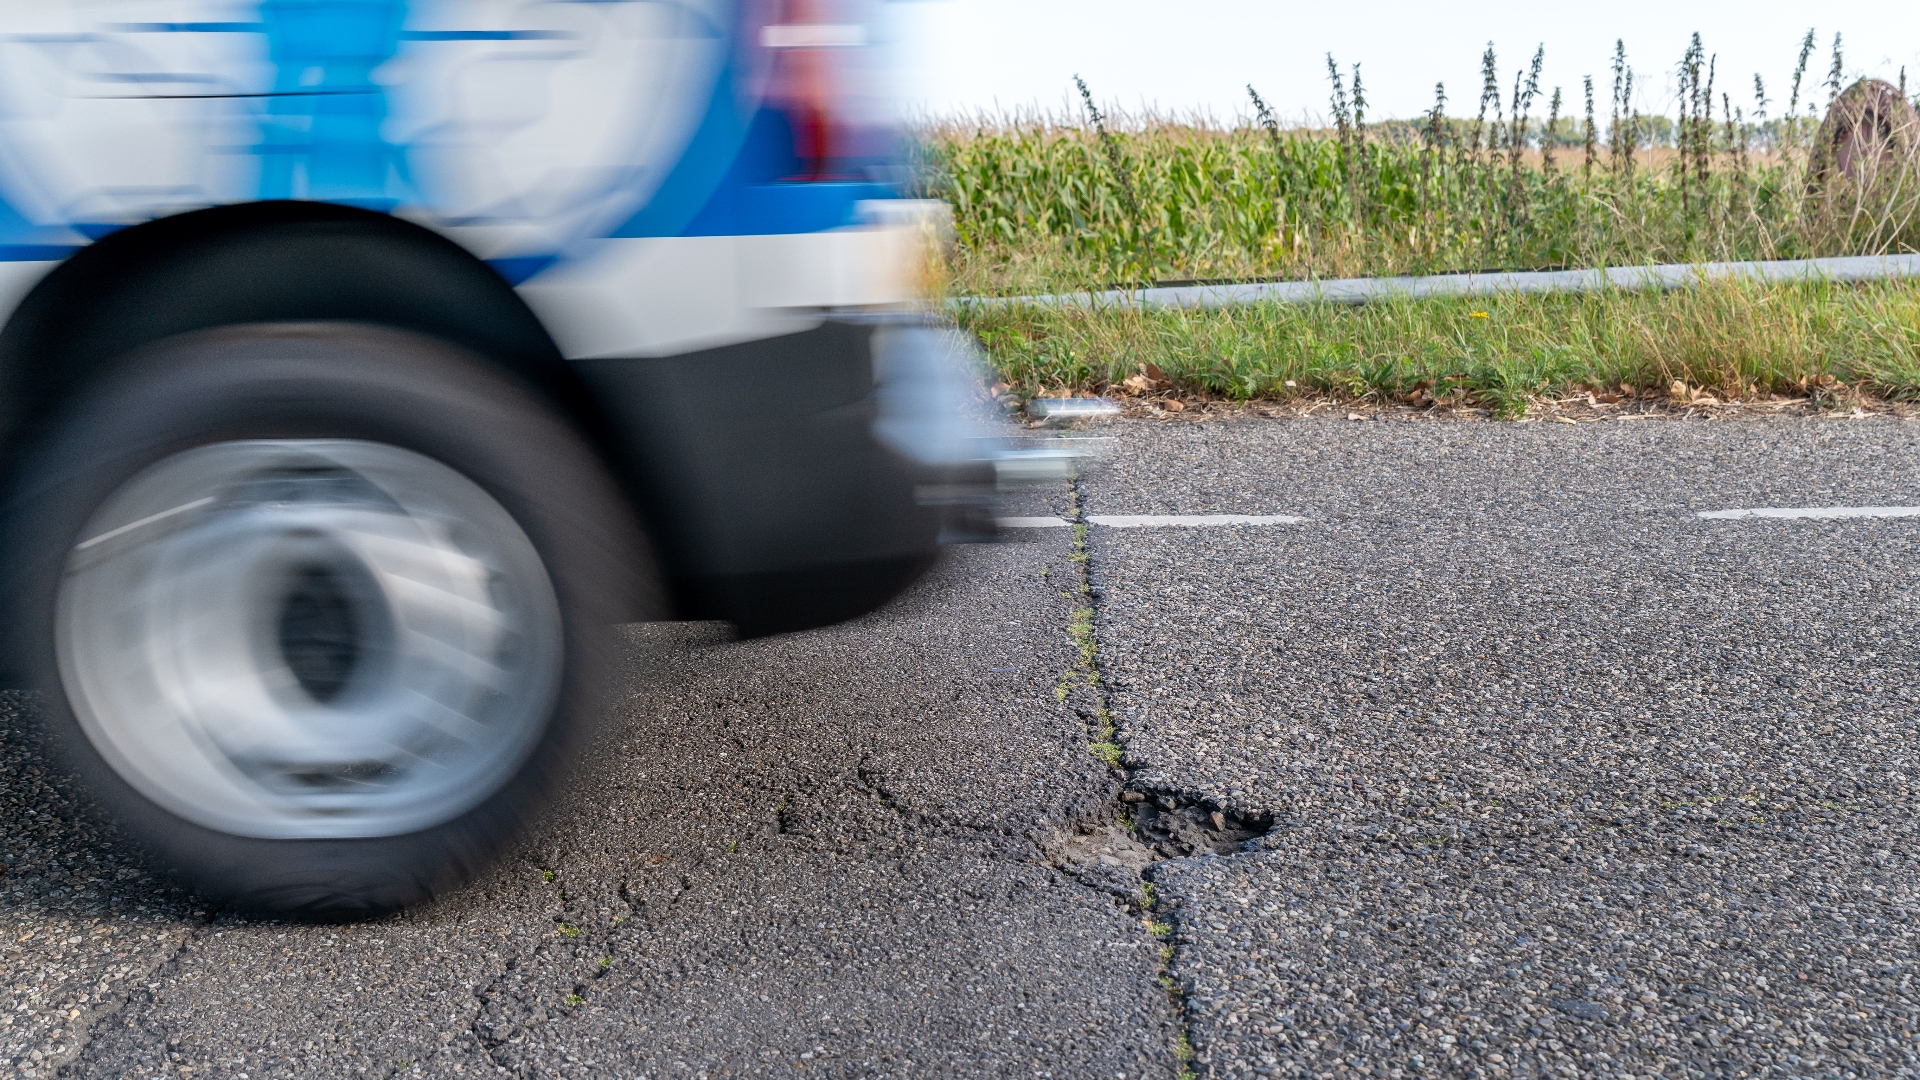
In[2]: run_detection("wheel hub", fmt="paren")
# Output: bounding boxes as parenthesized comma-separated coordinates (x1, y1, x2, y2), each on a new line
(56, 440, 563, 839)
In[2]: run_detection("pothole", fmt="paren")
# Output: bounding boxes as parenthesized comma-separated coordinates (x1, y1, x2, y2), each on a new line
(1045, 793, 1274, 894)
(1046, 821, 1159, 873)
(1121, 791, 1271, 857)
(1047, 471, 1275, 1079)
(1045, 475, 1275, 887)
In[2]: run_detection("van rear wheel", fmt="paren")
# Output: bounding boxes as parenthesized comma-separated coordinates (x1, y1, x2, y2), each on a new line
(7, 323, 650, 919)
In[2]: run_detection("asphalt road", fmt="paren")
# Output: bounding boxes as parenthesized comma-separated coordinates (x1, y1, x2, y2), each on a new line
(4, 411, 1919, 1079)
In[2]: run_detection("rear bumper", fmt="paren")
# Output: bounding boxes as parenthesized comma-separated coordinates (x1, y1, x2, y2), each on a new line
(572, 316, 987, 636)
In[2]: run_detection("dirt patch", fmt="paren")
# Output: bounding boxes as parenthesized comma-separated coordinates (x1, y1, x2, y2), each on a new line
(1008, 389, 1920, 427)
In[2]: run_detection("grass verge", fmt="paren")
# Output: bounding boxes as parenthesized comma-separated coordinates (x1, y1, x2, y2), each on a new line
(957, 276, 1920, 417)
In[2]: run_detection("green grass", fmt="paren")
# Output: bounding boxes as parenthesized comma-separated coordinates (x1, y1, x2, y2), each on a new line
(920, 36, 1920, 407)
(957, 276, 1920, 415)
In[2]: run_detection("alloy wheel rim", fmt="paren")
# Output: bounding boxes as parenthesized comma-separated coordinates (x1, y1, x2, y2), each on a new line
(56, 440, 563, 839)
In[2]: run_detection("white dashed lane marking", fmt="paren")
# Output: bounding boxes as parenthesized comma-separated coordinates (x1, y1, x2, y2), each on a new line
(1089, 514, 1306, 527)
(997, 514, 1305, 528)
(1009, 507, 1920, 528)
(1698, 506, 1920, 521)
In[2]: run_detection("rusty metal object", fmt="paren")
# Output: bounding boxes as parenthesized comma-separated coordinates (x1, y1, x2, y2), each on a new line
(1814, 79, 1920, 183)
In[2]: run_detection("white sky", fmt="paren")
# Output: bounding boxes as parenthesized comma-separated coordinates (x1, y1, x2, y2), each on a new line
(881, 1, 1920, 125)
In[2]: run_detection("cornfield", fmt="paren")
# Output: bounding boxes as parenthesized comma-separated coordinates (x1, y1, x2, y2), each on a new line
(916, 33, 1920, 298)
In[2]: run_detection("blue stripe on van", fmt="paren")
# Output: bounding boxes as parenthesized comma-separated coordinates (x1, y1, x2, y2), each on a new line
(399, 29, 568, 40)
(255, 0, 408, 208)
(485, 255, 557, 286)
(0, 245, 78, 262)
(605, 46, 753, 240)
(677, 180, 892, 236)
(609, 69, 896, 238)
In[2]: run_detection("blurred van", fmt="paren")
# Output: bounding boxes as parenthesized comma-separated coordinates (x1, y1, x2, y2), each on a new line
(0, 0, 992, 916)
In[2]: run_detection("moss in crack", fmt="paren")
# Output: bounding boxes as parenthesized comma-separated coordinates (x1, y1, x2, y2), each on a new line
(1067, 605, 1096, 667)
(1174, 1035, 1197, 1080)
(1056, 474, 1209, 1078)
(1147, 895, 1199, 1080)
(1059, 477, 1213, 1080)
(1089, 705, 1122, 765)
(1058, 474, 1116, 768)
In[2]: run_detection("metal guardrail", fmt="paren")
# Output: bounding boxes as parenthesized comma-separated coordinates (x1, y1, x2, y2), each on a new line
(952, 253, 1920, 310)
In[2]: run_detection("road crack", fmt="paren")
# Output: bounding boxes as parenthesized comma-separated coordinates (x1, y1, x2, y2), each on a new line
(1053, 470, 1276, 1079)
(35, 911, 207, 1077)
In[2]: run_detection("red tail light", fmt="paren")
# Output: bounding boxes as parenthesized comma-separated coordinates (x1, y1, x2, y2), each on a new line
(759, 0, 868, 181)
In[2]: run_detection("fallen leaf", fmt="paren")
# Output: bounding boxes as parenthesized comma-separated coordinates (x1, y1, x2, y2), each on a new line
(1670, 380, 1688, 399)
(1594, 392, 1623, 404)
(1162, 399, 1185, 412)
(989, 382, 1010, 395)
(1144, 362, 1167, 383)
(1346, 411, 1365, 420)
(1693, 395, 1720, 405)
(1209, 811, 1226, 831)
(1122, 373, 1149, 394)
(1283, 379, 1298, 388)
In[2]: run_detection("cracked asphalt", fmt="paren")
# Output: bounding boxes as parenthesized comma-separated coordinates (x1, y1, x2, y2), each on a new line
(3, 412, 1918, 1079)
(1084, 414, 1920, 1079)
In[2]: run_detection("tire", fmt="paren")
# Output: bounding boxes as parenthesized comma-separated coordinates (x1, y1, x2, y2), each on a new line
(5, 322, 653, 920)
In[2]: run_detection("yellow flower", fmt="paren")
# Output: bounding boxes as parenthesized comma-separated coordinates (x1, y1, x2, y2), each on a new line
(1469, 311, 1490, 319)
